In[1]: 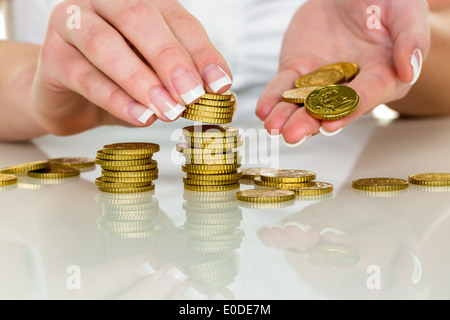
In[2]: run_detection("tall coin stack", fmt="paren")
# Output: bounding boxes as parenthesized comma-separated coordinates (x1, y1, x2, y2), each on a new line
(181, 91, 236, 124)
(179, 125, 243, 192)
(95, 143, 160, 194)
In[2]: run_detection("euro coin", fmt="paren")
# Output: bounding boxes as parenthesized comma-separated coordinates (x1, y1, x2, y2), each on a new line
(49, 157, 96, 169)
(319, 62, 360, 82)
(284, 181, 334, 196)
(352, 178, 409, 192)
(260, 169, 316, 184)
(183, 109, 233, 119)
(183, 164, 240, 173)
(0, 174, 18, 187)
(103, 143, 160, 155)
(305, 85, 360, 121)
(187, 104, 234, 113)
(196, 98, 235, 107)
(96, 150, 151, 161)
(236, 189, 295, 203)
(186, 172, 242, 181)
(102, 169, 158, 178)
(239, 168, 274, 181)
(101, 161, 158, 172)
(202, 91, 233, 101)
(176, 142, 236, 155)
(295, 68, 345, 88)
(183, 178, 240, 186)
(98, 183, 155, 194)
(408, 173, 450, 187)
(282, 86, 320, 104)
(0, 160, 50, 174)
(306, 244, 360, 269)
(95, 177, 151, 188)
(27, 166, 80, 179)
(182, 113, 232, 124)
(182, 125, 239, 138)
(184, 184, 240, 192)
(95, 158, 153, 167)
(101, 175, 158, 184)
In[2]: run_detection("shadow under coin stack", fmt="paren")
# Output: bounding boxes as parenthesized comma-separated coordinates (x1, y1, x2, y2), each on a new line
(95, 143, 159, 194)
(181, 91, 236, 124)
(180, 125, 242, 192)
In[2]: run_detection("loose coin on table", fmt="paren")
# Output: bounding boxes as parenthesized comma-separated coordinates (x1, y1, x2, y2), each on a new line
(236, 189, 295, 203)
(408, 173, 450, 187)
(0, 174, 18, 187)
(0, 160, 50, 174)
(260, 169, 316, 184)
(352, 178, 409, 192)
(27, 166, 80, 179)
(48, 157, 96, 169)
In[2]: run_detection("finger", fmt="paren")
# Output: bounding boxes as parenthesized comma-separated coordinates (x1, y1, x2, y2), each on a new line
(388, 0, 430, 84)
(53, 5, 185, 122)
(281, 107, 321, 145)
(91, 0, 207, 105)
(155, 1, 233, 94)
(263, 102, 299, 137)
(256, 69, 300, 121)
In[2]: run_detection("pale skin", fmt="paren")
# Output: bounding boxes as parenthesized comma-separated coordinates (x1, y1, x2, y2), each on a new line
(0, 0, 448, 142)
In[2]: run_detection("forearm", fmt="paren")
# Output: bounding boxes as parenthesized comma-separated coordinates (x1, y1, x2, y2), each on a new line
(0, 41, 46, 141)
(388, 5, 450, 116)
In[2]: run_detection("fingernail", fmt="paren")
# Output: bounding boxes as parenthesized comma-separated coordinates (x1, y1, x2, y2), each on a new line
(283, 134, 312, 148)
(149, 86, 186, 121)
(166, 266, 189, 282)
(127, 101, 155, 124)
(268, 224, 284, 231)
(284, 222, 313, 233)
(268, 129, 282, 140)
(320, 228, 347, 237)
(319, 127, 343, 137)
(409, 251, 422, 285)
(136, 262, 158, 277)
(184, 287, 209, 300)
(171, 67, 205, 104)
(410, 48, 423, 85)
(201, 64, 232, 93)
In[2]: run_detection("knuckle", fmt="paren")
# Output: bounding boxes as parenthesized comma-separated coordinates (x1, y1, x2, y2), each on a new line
(120, 1, 157, 24)
(82, 24, 110, 55)
(152, 45, 183, 65)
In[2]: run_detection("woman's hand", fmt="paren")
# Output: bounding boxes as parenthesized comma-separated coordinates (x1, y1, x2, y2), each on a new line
(31, 0, 232, 136)
(256, 0, 430, 145)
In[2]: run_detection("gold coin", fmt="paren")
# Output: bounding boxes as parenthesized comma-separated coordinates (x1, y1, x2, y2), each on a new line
(95, 177, 151, 188)
(183, 163, 240, 173)
(352, 178, 409, 192)
(183, 177, 240, 186)
(98, 183, 155, 194)
(48, 157, 96, 169)
(282, 86, 320, 104)
(186, 172, 242, 181)
(101, 160, 158, 172)
(306, 244, 360, 269)
(183, 125, 240, 138)
(260, 169, 316, 184)
(184, 156, 241, 166)
(201, 91, 233, 101)
(96, 150, 151, 161)
(236, 188, 295, 203)
(184, 183, 240, 192)
(305, 85, 360, 121)
(196, 98, 235, 107)
(182, 113, 233, 124)
(408, 173, 450, 187)
(237, 199, 296, 210)
(295, 68, 345, 88)
(102, 168, 158, 178)
(103, 143, 160, 155)
(186, 104, 234, 113)
(285, 181, 334, 196)
(183, 151, 240, 159)
(183, 109, 234, 119)
(239, 168, 274, 181)
(27, 166, 80, 179)
(95, 158, 153, 167)
(0, 174, 18, 187)
(0, 160, 50, 174)
(186, 141, 243, 150)
(101, 175, 158, 184)
(319, 62, 360, 82)
(176, 142, 236, 155)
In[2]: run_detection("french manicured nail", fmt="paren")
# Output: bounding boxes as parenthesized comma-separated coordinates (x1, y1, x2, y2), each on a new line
(166, 266, 189, 282)
(320, 228, 347, 237)
(184, 287, 209, 300)
(136, 262, 158, 277)
(128, 101, 154, 124)
(284, 222, 313, 233)
(268, 129, 282, 140)
(201, 64, 232, 93)
(149, 86, 186, 121)
(410, 48, 423, 85)
(320, 127, 343, 137)
(284, 134, 312, 148)
(409, 251, 422, 285)
(171, 67, 205, 104)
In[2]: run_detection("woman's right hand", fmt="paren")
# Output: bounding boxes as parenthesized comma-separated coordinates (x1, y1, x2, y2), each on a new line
(31, 0, 232, 136)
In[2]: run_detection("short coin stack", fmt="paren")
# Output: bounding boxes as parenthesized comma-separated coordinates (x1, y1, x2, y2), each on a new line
(180, 125, 242, 192)
(95, 143, 160, 194)
(181, 91, 237, 124)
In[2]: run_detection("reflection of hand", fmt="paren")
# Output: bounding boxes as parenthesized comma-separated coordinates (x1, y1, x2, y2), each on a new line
(256, 0, 430, 143)
(257, 192, 429, 299)
(32, 0, 231, 135)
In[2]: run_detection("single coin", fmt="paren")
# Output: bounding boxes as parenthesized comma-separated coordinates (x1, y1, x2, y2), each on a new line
(285, 181, 334, 196)
(176, 142, 236, 155)
(187, 141, 244, 150)
(96, 150, 151, 161)
(101, 160, 158, 172)
(408, 173, 450, 187)
(254, 176, 308, 188)
(186, 172, 242, 181)
(295, 68, 345, 88)
(184, 156, 242, 166)
(27, 166, 80, 179)
(305, 85, 360, 121)
(306, 244, 360, 269)
(186, 104, 234, 113)
(237, 199, 296, 210)
(102, 168, 158, 178)
(98, 183, 155, 194)
(282, 86, 320, 104)
(239, 168, 274, 181)
(95, 177, 151, 188)
(201, 91, 233, 101)
(352, 178, 409, 192)
(103, 143, 160, 155)
(236, 188, 295, 203)
(183, 163, 240, 173)
(260, 169, 316, 184)
(183, 125, 240, 138)
(183, 178, 240, 186)
(319, 62, 360, 82)
(0, 161, 50, 174)
(49, 157, 96, 169)
(196, 98, 235, 107)
(183, 109, 234, 119)
(0, 174, 18, 187)
(101, 175, 158, 184)
(184, 183, 240, 192)
(95, 158, 153, 167)
(182, 113, 233, 124)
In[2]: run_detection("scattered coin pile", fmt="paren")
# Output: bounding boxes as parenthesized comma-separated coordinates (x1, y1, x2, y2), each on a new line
(96, 190, 160, 239)
(180, 125, 242, 192)
(181, 91, 237, 124)
(95, 143, 160, 194)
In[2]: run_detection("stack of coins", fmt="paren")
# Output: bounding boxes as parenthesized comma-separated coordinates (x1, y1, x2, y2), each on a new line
(96, 191, 160, 239)
(95, 143, 160, 194)
(180, 125, 242, 192)
(181, 91, 237, 124)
